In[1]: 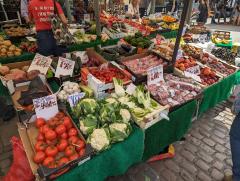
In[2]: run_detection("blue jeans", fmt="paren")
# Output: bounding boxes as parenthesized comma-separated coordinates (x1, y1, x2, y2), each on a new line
(37, 30, 67, 56)
(230, 113, 240, 181)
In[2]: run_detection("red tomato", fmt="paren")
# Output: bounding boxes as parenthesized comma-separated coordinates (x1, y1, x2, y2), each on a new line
(41, 125, 51, 134)
(75, 139, 85, 151)
(45, 146, 58, 157)
(68, 128, 78, 137)
(43, 157, 54, 167)
(35, 141, 47, 152)
(63, 117, 72, 130)
(78, 148, 85, 157)
(69, 153, 79, 161)
(48, 118, 58, 128)
(56, 112, 65, 119)
(33, 151, 46, 164)
(37, 133, 45, 141)
(64, 146, 76, 157)
(35, 118, 46, 128)
(57, 139, 68, 152)
(45, 130, 57, 141)
(55, 124, 66, 135)
(68, 136, 78, 144)
(58, 157, 69, 166)
(46, 139, 58, 146)
(60, 132, 68, 139)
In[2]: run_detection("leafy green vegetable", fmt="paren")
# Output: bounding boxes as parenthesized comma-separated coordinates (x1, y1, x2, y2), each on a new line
(109, 123, 132, 143)
(79, 114, 98, 135)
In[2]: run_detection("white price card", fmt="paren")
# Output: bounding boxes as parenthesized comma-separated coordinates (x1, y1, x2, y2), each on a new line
(33, 94, 58, 120)
(184, 71, 202, 82)
(26, 36, 37, 42)
(84, 14, 91, 22)
(147, 65, 164, 86)
(126, 83, 136, 95)
(28, 54, 52, 75)
(55, 57, 75, 78)
(185, 65, 200, 75)
(68, 92, 86, 107)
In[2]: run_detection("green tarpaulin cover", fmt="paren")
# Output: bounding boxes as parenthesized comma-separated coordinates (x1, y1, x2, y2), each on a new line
(142, 100, 197, 160)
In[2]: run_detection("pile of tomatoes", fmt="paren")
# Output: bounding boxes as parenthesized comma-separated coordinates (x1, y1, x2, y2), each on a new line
(33, 112, 86, 168)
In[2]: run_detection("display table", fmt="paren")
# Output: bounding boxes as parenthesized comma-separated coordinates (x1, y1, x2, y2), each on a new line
(142, 100, 197, 160)
(57, 126, 144, 181)
(198, 72, 237, 116)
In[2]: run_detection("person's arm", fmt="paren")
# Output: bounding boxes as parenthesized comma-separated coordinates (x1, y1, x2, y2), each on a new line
(170, 0, 176, 13)
(28, 3, 34, 23)
(21, 0, 29, 23)
(56, 2, 68, 25)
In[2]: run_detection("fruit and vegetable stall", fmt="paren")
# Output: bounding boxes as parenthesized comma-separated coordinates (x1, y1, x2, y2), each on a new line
(0, 11, 240, 181)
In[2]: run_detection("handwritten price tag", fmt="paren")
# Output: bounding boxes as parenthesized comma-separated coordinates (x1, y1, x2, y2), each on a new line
(68, 92, 86, 107)
(33, 94, 58, 120)
(185, 65, 200, 75)
(147, 65, 164, 86)
(84, 14, 91, 22)
(184, 71, 202, 82)
(28, 54, 52, 75)
(55, 57, 75, 78)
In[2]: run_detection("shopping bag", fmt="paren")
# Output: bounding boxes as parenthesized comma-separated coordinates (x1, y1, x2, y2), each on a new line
(51, 0, 74, 45)
(2, 137, 35, 181)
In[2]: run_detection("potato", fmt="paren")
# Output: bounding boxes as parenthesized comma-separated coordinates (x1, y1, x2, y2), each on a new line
(0, 36, 4, 42)
(4, 73, 15, 80)
(27, 70, 40, 80)
(7, 52, 14, 57)
(3, 40, 11, 47)
(22, 65, 29, 72)
(0, 66, 10, 75)
(15, 48, 22, 52)
(14, 51, 21, 56)
(9, 45, 16, 51)
(1, 48, 7, 53)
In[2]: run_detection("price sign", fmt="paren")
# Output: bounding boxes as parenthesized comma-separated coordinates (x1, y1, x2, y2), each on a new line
(147, 65, 164, 86)
(84, 14, 91, 22)
(184, 71, 202, 82)
(33, 94, 58, 120)
(26, 36, 37, 42)
(28, 54, 52, 75)
(68, 92, 86, 107)
(199, 34, 208, 43)
(185, 65, 200, 75)
(55, 57, 75, 78)
(126, 83, 136, 95)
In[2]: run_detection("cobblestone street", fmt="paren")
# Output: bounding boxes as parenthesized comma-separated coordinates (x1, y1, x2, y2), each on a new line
(108, 101, 234, 181)
(0, 101, 235, 181)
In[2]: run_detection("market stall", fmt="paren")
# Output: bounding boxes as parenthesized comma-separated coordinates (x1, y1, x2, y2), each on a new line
(0, 0, 240, 180)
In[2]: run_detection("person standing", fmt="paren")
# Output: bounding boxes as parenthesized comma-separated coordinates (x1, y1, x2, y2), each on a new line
(216, 0, 227, 23)
(229, 88, 240, 181)
(197, 0, 209, 25)
(21, 0, 30, 23)
(232, 1, 240, 25)
(139, 0, 149, 17)
(166, 0, 179, 14)
(127, 0, 140, 19)
(28, 0, 68, 56)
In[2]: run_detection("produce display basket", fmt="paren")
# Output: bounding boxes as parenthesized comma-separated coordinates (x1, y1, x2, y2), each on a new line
(200, 51, 239, 77)
(118, 51, 171, 84)
(96, 44, 137, 62)
(17, 108, 94, 180)
(132, 100, 169, 130)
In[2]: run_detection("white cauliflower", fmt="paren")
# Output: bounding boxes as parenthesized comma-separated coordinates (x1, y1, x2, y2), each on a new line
(89, 128, 110, 151)
(120, 109, 131, 122)
(109, 123, 132, 142)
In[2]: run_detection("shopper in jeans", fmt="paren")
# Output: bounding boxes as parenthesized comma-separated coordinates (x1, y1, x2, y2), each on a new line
(230, 89, 240, 181)
(216, 0, 227, 23)
(28, 0, 68, 56)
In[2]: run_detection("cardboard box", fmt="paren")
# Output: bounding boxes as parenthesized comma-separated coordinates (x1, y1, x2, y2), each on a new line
(18, 110, 93, 180)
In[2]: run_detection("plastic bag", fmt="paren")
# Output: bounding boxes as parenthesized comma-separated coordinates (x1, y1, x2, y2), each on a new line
(2, 136, 35, 181)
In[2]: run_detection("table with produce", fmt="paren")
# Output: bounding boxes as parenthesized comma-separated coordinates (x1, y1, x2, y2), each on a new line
(0, 18, 239, 181)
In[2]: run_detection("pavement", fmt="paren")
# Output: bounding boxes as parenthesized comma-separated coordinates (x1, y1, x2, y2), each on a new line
(0, 24, 239, 180)
(107, 101, 234, 181)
